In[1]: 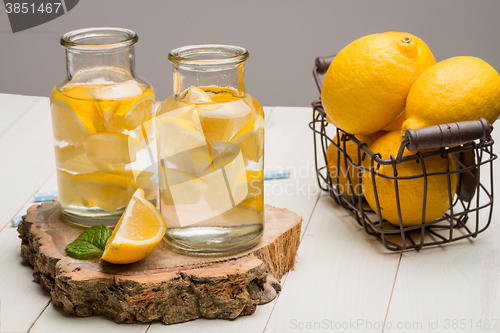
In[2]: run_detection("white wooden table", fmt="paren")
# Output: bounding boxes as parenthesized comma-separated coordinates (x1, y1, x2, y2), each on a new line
(1, 93, 499, 333)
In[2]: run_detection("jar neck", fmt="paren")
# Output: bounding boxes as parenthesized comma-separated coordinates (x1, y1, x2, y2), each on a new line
(65, 47, 136, 81)
(173, 62, 245, 99)
(168, 44, 249, 99)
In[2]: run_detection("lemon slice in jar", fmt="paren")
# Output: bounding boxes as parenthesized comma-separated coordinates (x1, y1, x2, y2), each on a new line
(56, 170, 87, 208)
(229, 116, 265, 162)
(106, 89, 155, 132)
(95, 100, 120, 121)
(83, 132, 139, 166)
(54, 145, 99, 174)
(184, 86, 213, 104)
(156, 116, 207, 159)
(71, 172, 132, 212)
(50, 89, 100, 145)
(159, 166, 208, 206)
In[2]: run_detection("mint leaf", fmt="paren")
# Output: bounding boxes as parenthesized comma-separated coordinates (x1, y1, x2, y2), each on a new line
(66, 225, 112, 259)
(74, 224, 112, 251)
(66, 240, 103, 259)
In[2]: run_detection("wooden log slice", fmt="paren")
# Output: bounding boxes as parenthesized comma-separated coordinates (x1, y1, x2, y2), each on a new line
(18, 201, 302, 325)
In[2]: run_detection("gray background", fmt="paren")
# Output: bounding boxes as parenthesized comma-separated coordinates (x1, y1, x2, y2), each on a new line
(1, 0, 500, 107)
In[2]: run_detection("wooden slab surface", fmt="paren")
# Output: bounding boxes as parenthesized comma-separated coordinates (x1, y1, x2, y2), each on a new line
(18, 201, 302, 325)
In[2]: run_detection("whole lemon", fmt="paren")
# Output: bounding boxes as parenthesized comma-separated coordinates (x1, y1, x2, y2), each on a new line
(321, 32, 436, 135)
(402, 56, 500, 133)
(362, 131, 457, 227)
(382, 110, 406, 132)
(326, 132, 385, 198)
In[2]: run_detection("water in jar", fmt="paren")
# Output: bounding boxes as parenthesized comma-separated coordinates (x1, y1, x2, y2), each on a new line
(50, 78, 155, 226)
(156, 86, 264, 254)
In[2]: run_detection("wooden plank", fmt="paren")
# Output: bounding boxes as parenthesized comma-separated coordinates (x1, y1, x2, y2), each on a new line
(147, 106, 321, 332)
(0, 93, 45, 139)
(147, 302, 277, 333)
(0, 171, 57, 332)
(263, 107, 321, 236)
(385, 130, 500, 333)
(0, 94, 52, 229)
(0, 172, 56, 231)
(37, 171, 57, 193)
(0, 223, 52, 333)
(0, 98, 55, 229)
(264, 196, 401, 333)
(385, 239, 499, 333)
(29, 305, 150, 333)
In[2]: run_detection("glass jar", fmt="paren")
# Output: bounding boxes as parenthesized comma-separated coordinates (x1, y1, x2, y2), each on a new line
(50, 27, 156, 227)
(156, 44, 264, 255)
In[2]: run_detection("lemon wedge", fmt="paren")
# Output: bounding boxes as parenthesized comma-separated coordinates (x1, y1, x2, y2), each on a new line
(83, 132, 139, 166)
(56, 170, 87, 208)
(71, 172, 132, 212)
(230, 170, 265, 217)
(95, 100, 120, 121)
(198, 104, 235, 144)
(184, 86, 213, 104)
(108, 169, 154, 189)
(243, 94, 265, 117)
(159, 167, 208, 206)
(54, 145, 99, 174)
(156, 116, 207, 159)
(107, 168, 156, 200)
(50, 90, 100, 145)
(107, 89, 155, 131)
(102, 188, 166, 264)
(231, 170, 263, 211)
(238, 192, 264, 213)
(230, 115, 265, 162)
(244, 170, 264, 197)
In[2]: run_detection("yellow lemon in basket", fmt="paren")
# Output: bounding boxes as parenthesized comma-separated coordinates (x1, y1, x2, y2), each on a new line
(326, 132, 385, 199)
(321, 32, 436, 135)
(383, 110, 407, 132)
(402, 56, 500, 133)
(362, 131, 457, 226)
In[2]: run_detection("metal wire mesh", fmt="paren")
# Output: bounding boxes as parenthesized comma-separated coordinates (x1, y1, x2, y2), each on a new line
(311, 56, 496, 251)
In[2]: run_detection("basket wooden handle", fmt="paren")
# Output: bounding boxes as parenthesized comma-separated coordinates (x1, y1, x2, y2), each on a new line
(315, 55, 336, 74)
(404, 118, 492, 151)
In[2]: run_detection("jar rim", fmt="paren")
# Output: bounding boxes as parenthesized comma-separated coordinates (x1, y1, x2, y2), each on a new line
(60, 27, 138, 51)
(168, 44, 249, 68)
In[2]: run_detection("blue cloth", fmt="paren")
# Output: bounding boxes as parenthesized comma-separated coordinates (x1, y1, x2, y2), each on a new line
(34, 191, 58, 202)
(264, 169, 290, 180)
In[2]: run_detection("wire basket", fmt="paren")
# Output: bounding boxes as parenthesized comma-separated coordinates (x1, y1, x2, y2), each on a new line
(311, 55, 497, 251)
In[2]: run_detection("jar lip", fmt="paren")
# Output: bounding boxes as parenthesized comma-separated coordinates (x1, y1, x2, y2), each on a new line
(61, 27, 138, 51)
(168, 44, 249, 68)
